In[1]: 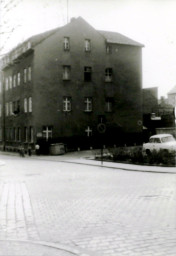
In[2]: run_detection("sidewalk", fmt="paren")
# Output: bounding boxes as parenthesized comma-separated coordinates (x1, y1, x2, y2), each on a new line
(0, 149, 176, 174)
(33, 150, 176, 174)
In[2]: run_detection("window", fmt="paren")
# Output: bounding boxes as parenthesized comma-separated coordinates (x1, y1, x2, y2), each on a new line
(17, 72, 20, 85)
(63, 97, 71, 112)
(106, 44, 112, 54)
(63, 66, 71, 80)
(9, 102, 13, 115)
(13, 101, 17, 115)
(5, 78, 8, 91)
(24, 98, 27, 113)
(105, 98, 113, 112)
(9, 76, 12, 89)
(63, 37, 70, 51)
(17, 100, 20, 114)
(0, 128, 2, 141)
(0, 104, 1, 117)
(85, 39, 91, 52)
(28, 67, 31, 81)
(17, 127, 21, 141)
(84, 97, 92, 112)
(13, 128, 17, 141)
(105, 68, 113, 82)
(6, 103, 9, 116)
(13, 75, 16, 87)
(28, 97, 32, 112)
(29, 126, 33, 142)
(13, 100, 20, 115)
(24, 127, 28, 142)
(84, 67, 92, 81)
(24, 68, 27, 83)
(42, 126, 52, 141)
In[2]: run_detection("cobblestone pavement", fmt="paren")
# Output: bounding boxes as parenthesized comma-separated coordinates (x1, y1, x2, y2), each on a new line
(0, 154, 176, 255)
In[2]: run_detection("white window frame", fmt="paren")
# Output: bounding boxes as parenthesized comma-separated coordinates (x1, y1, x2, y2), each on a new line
(5, 78, 8, 91)
(13, 74, 16, 87)
(63, 97, 71, 112)
(63, 37, 70, 51)
(9, 102, 13, 115)
(42, 126, 53, 141)
(28, 67, 31, 81)
(24, 68, 27, 83)
(24, 98, 28, 113)
(84, 97, 92, 112)
(105, 98, 113, 112)
(6, 102, 9, 116)
(9, 76, 12, 89)
(63, 66, 70, 80)
(17, 72, 21, 86)
(29, 126, 33, 142)
(28, 97, 32, 112)
(105, 68, 113, 82)
(85, 39, 91, 52)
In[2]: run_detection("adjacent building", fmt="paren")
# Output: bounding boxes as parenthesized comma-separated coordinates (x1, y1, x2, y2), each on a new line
(167, 85, 176, 107)
(0, 17, 144, 153)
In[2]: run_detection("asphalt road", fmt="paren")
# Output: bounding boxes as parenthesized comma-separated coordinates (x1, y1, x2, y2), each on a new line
(0, 154, 175, 256)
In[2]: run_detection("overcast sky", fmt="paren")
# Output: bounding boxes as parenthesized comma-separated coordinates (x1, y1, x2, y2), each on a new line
(1, 0, 176, 98)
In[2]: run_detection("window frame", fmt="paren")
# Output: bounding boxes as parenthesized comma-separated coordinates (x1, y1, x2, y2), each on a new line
(63, 66, 71, 80)
(105, 68, 113, 82)
(84, 66, 92, 82)
(63, 37, 70, 51)
(105, 97, 113, 112)
(24, 98, 28, 113)
(63, 97, 71, 112)
(84, 97, 93, 112)
(85, 39, 91, 52)
(28, 97, 32, 112)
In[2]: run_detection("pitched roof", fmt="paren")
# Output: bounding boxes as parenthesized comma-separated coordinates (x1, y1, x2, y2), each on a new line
(168, 85, 176, 95)
(26, 27, 60, 47)
(98, 30, 144, 47)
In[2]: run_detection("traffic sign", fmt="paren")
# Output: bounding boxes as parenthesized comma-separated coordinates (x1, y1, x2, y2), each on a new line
(97, 123, 106, 134)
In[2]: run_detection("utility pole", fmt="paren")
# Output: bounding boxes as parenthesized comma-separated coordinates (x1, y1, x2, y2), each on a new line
(67, 0, 69, 24)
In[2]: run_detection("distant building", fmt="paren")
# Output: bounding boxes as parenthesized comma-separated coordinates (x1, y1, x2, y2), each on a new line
(143, 87, 158, 114)
(0, 17, 144, 153)
(142, 87, 175, 140)
(167, 85, 176, 107)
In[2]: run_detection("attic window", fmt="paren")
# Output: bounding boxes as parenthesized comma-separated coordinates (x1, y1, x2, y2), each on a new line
(85, 39, 91, 52)
(64, 37, 70, 51)
(106, 44, 112, 54)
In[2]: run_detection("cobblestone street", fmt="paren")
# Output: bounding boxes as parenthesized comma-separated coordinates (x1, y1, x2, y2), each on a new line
(0, 154, 176, 255)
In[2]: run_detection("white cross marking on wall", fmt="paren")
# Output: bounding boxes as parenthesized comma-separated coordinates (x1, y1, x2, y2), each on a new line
(85, 126, 92, 137)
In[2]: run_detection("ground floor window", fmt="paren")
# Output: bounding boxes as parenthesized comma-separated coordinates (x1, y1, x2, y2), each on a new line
(42, 126, 53, 141)
(29, 127, 33, 143)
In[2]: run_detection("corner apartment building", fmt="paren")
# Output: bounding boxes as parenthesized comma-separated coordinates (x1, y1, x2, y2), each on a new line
(0, 17, 143, 152)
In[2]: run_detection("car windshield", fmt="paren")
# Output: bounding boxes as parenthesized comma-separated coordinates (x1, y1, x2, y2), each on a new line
(161, 136, 175, 143)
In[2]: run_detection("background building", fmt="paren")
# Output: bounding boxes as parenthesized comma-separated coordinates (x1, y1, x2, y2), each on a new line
(167, 85, 176, 107)
(0, 17, 143, 153)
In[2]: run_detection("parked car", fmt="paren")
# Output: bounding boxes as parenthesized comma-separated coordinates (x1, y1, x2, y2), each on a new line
(143, 134, 176, 155)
